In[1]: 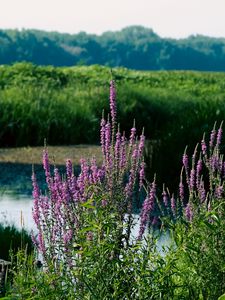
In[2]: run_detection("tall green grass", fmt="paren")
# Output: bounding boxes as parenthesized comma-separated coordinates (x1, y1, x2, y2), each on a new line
(1, 63, 225, 188)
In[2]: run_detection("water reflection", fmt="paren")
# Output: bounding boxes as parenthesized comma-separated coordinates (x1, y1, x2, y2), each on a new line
(0, 191, 34, 232)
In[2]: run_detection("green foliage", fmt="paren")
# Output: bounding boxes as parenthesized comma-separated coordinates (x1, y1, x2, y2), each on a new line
(1, 27, 225, 71)
(0, 224, 33, 260)
(1, 63, 225, 188)
(3, 80, 225, 299)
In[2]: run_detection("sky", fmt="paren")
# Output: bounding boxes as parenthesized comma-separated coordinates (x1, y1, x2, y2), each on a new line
(0, 0, 225, 38)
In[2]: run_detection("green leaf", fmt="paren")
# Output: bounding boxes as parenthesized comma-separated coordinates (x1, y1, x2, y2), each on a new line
(81, 199, 95, 209)
(80, 226, 95, 233)
(218, 294, 225, 300)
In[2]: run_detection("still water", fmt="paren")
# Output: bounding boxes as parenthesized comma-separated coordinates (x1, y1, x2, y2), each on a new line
(0, 191, 35, 232)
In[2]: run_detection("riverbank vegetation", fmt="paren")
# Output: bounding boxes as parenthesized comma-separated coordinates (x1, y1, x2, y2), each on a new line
(1, 63, 225, 188)
(2, 80, 225, 299)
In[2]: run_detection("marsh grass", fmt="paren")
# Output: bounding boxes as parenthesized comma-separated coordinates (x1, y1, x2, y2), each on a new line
(0, 224, 33, 261)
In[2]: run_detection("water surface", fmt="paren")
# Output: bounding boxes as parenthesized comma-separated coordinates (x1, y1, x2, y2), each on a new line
(0, 191, 34, 232)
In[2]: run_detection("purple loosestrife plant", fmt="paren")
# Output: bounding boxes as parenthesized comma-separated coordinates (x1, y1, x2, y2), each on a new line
(138, 180, 156, 240)
(32, 79, 147, 275)
(172, 123, 225, 223)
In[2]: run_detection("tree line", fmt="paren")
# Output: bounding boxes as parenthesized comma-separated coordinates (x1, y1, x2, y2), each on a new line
(1, 26, 225, 71)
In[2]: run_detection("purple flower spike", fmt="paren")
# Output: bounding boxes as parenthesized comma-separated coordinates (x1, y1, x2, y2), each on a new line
(201, 137, 207, 156)
(179, 182, 185, 204)
(182, 153, 188, 170)
(129, 127, 136, 149)
(216, 126, 223, 147)
(66, 159, 73, 179)
(138, 133, 145, 158)
(139, 161, 145, 191)
(43, 149, 53, 189)
(162, 189, 168, 207)
(215, 185, 223, 199)
(198, 180, 206, 203)
(115, 130, 121, 164)
(63, 229, 73, 245)
(209, 127, 216, 149)
(119, 133, 127, 170)
(109, 80, 116, 125)
(101, 199, 108, 207)
(196, 159, 202, 188)
(100, 117, 106, 156)
(138, 181, 156, 239)
(189, 169, 195, 190)
(171, 195, 176, 214)
(32, 173, 40, 227)
(185, 202, 193, 222)
(105, 122, 111, 163)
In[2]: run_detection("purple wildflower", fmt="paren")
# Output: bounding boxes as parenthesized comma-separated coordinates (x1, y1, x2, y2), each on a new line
(189, 169, 195, 190)
(139, 161, 145, 191)
(37, 231, 46, 255)
(31, 231, 38, 248)
(215, 185, 223, 199)
(198, 180, 206, 203)
(119, 132, 127, 170)
(185, 202, 193, 222)
(138, 181, 156, 239)
(66, 159, 73, 179)
(182, 153, 188, 170)
(196, 159, 202, 188)
(210, 154, 218, 173)
(63, 229, 73, 245)
(209, 127, 216, 150)
(32, 173, 40, 227)
(125, 146, 138, 199)
(201, 137, 207, 156)
(162, 189, 168, 207)
(216, 126, 223, 147)
(105, 122, 111, 163)
(109, 80, 116, 125)
(138, 132, 145, 158)
(43, 149, 50, 178)
(101, 199, 108, 207)
(115, 129, 121, 165)
(129, 126, 136, 149)
(171, 194, 176, 215)
(100, 117, 106, 156)
(179, 169, 185, 203)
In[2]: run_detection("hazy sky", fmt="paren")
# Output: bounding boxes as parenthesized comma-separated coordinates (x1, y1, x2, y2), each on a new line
(0, 0, 225, 38)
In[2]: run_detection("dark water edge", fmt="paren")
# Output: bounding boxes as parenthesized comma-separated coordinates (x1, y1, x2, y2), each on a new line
(0, 162, 81, 195)
(0, 223, 33, 260)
